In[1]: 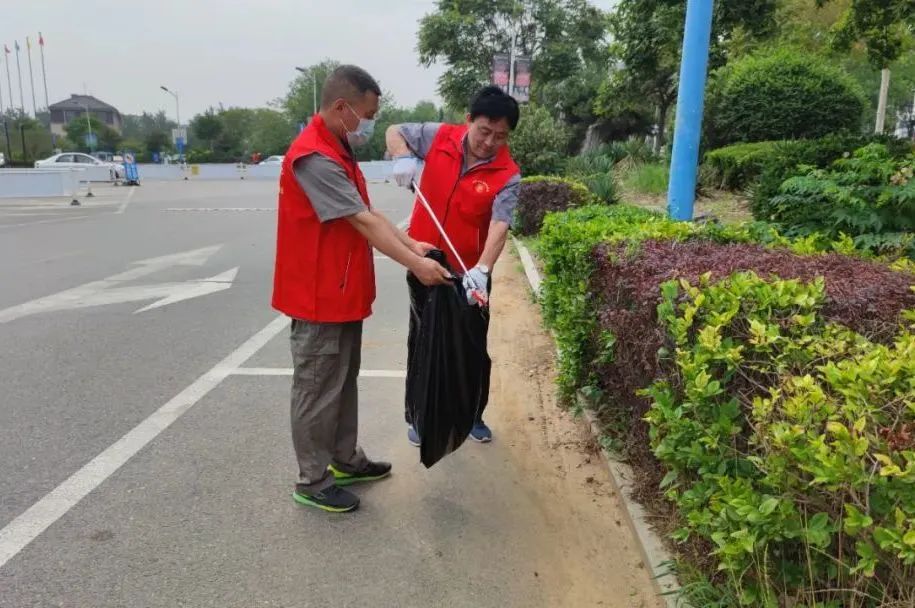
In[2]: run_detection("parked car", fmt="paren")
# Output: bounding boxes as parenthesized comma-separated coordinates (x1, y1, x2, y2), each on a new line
(258, 155, 284, 165)
(0, 152, 5, 167)
(34, 152, 125, 179)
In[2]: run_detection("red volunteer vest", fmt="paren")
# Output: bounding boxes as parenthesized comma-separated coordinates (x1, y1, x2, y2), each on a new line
(407, 124, 519, 271)
(272, 114, 375, 322)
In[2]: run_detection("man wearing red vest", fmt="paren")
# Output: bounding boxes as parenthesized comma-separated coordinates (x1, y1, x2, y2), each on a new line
(386, 86, 521, 446)
(273, 65, 450, 513)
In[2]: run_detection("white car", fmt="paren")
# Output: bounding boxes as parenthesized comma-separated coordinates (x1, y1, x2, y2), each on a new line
(258, 155, 284, 165)
(34, 152, 125, 179)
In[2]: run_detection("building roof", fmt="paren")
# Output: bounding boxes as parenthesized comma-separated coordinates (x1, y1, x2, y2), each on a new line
(49, 94, 120, 114)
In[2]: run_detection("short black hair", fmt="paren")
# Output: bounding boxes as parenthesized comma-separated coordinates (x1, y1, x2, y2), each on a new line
(320, 65, 382, 110)
(469, 86, 520, 130)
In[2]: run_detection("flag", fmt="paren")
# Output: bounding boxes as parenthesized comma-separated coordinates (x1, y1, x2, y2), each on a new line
(26, 37, 31, 50)
(39, 33, 45, 47)
(4, 44, 10, 55)
(14, 41, 19, 52)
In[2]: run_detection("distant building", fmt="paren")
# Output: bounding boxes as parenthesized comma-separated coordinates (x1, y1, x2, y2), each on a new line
(49, 94, 123, 139)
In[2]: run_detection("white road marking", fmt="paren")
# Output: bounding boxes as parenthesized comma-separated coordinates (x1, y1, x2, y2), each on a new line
(0, 315, 290, 571)
(0, 246, 228, 324)
(0, 215, 92, 230)
(116, 187, 136, 214)
(231, 367, 406, 379)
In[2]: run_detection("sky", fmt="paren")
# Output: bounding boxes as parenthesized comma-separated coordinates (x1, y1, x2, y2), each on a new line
(2, 0, 616, 121)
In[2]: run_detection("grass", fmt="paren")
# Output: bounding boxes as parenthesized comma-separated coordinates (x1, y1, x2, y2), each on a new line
(621, 162, 669, 196)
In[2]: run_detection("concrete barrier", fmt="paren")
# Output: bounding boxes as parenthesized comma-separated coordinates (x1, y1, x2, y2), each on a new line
(0, 168, 82, 198)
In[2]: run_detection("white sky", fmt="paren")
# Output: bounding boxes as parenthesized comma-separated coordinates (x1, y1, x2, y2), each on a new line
(3, 0, 616, 120)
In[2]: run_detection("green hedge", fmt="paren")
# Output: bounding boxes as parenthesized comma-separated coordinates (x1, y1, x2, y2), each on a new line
(701, 135, 912, 193)
(536, 204, 915, 605)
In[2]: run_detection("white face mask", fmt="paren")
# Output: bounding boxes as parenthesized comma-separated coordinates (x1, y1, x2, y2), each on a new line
(342, 104, 375, 147)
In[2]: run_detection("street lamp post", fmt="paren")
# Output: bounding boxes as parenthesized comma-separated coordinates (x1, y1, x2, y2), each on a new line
(160, 85, 180, 128)
(160, 85, 183, 158)
(295, 67, 318, 117)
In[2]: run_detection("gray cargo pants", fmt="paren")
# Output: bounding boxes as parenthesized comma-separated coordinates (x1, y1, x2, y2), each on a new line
(290, 319, 369, 494)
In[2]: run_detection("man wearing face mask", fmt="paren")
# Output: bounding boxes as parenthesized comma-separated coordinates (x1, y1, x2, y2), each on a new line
(386, 86, 521, 447)
(273, 65, 450, 513)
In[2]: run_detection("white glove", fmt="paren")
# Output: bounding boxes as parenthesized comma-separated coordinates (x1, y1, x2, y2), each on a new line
(462, 266, 490, 306)
(392, 155, 420, 188)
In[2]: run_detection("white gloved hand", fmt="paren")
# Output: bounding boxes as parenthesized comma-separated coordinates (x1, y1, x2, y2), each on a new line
(462, 266, 490, 306)
(392, 155, 420, 188)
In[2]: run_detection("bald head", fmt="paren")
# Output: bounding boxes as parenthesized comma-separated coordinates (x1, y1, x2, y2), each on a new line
(320, 65, 382, 110)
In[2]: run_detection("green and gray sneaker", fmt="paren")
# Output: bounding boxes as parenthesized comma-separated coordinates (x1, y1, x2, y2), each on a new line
(292, 485, 360, 513)
(329, 461, 392, 486)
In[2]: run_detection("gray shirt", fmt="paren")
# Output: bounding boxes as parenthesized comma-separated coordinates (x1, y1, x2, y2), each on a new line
(398, 122, 521, 226)
(292, 153, 366, 223)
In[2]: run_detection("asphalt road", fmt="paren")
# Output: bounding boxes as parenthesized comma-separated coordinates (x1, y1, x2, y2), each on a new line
(0, 177, 659, 608)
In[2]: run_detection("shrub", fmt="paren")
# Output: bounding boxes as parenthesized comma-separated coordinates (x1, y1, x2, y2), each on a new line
(645, 272, 915, 605)
(564, 147, 621, 204)
(510, 104, 571, 176)
(707, 48, 866, 147)
(514, 176, 596, 237)
(699, 134, 913, 207)
(768, 144, 915, 254)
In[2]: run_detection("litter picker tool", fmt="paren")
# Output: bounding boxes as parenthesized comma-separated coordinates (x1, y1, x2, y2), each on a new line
(411, 180, 488, 307)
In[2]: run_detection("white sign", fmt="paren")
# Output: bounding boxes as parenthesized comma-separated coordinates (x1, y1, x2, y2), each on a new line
(0, 245, 237, 324)
(171, 128, 188, 145)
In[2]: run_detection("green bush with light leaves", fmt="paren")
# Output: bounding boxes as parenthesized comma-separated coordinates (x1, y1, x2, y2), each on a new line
(645, 272, 915, 606)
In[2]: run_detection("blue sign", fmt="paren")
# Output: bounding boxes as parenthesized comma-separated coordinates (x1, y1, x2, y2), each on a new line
(176, 137, 185, 155)
(85, 133, 98, 148)
(122, 152, 140, 185)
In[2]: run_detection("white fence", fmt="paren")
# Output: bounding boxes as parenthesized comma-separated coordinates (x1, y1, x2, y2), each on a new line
(0, 168, 82, 198)
(136, 161, 395, 182)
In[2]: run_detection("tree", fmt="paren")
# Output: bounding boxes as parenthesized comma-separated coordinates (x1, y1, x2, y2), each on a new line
(190, 110, 224, 152)
(417, 0, 607, 111)
(2, 110, 52, 162)
(283, 59, 340, 122)
(817, 0, 915, 132)
(248, 109, 295, 155)
(598, 0, 779, 152)
(144, 130, 171, 155)
(122, 111, 176, 142)
(63, 116, 121, 152)
(509, 104, 570, 175)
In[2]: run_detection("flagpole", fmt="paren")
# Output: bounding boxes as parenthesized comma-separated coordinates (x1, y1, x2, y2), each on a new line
(4, 47, 13, 118)
(14, 41, 25, 115)
(0, 52, 5, 115)
(26, 37, 37, 117)
(39, 33, 49, 110)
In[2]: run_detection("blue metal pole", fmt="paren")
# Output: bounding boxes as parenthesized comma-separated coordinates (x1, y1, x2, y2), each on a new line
(667, 0, 714, 221)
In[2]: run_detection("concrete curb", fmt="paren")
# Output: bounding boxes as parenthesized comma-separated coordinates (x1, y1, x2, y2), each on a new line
(510, 235, 682, 608)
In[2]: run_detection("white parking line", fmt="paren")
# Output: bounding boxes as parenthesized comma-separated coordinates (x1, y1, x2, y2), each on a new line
(231, 367, 406, 378)
(116, 187, 137, 214)
(0, 315, 290, 570)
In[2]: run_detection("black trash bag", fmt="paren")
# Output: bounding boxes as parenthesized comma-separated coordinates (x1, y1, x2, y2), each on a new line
(407, 250, 490, 468)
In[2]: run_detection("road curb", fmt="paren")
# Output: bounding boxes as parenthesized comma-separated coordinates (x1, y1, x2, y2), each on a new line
(510, 235, 682, 607)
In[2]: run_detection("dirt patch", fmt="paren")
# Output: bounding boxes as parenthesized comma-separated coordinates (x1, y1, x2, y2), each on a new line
(485, 247, 664, 608)
(622, 188, 753, 225)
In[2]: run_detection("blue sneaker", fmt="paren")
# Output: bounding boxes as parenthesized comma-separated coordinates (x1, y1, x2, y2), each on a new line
(407, 425, 421, 447)
(469, 421, 493, 443)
